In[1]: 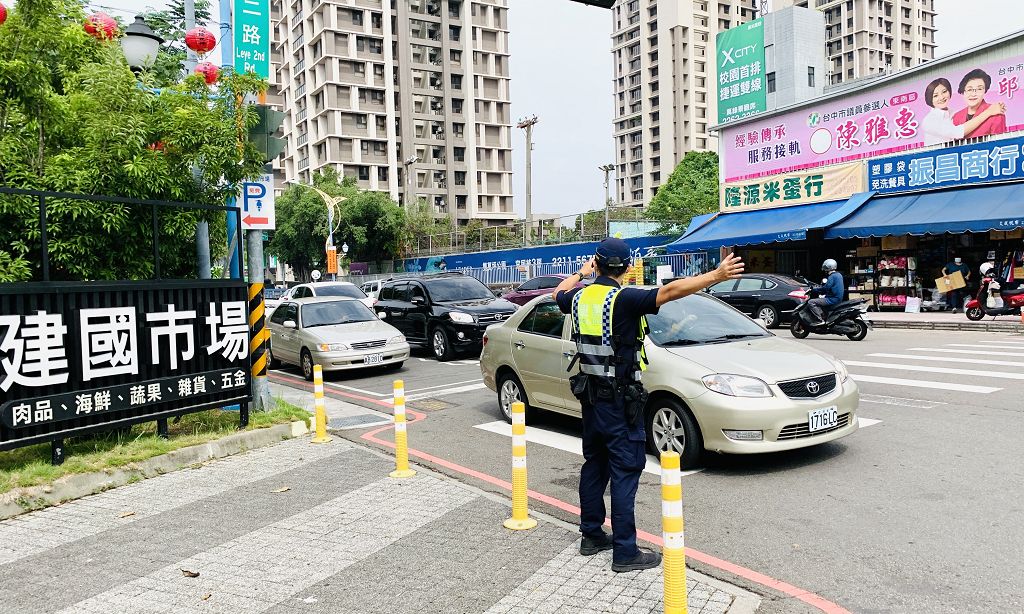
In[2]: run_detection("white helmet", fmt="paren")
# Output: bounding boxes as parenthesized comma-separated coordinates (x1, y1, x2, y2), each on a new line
(979, 262, 994, 276)
(822, 259, 838, 272)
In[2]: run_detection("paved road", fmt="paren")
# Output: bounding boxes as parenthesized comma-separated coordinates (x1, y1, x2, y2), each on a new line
(270, 330, 1024, 613)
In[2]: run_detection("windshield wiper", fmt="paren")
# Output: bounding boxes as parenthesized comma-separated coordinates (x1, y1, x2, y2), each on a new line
(659, 339, 703, 346)
(705, 333, 765, 341)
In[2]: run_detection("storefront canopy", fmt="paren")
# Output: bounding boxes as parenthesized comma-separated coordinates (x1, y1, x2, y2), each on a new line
(665, 194, 873, 253)
(825, 183, 1024, 239)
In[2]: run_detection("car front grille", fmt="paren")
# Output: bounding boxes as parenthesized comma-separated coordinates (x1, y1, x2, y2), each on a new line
(350, 339, 387, 350)
(777, 413, 851, 440)
(777, 373, 837, 399)
(476, 312, 514, 324)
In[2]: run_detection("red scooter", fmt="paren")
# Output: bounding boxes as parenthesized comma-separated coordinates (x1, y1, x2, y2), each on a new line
(965, 263, 1024, 321)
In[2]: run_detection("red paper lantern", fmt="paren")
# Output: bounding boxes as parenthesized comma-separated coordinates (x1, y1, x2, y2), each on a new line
(0, 4, 8, 27)
(195, 62, 219, 85)
(185, 27, 216, 55)
(84, 12, 117, 40)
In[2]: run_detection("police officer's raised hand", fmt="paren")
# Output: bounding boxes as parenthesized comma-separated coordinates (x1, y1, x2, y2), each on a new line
(713, 253, 745, 283)
(578, 257, 597, 278)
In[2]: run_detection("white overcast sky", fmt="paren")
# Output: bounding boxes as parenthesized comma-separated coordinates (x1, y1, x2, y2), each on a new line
(93, 0, 1020, 218)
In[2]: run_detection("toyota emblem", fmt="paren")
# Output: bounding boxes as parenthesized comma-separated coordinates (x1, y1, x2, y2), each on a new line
(494, 314, 504, 321)
(806, 380, 820, 395)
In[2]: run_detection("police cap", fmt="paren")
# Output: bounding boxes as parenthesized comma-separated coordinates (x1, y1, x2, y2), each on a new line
(595, 237, 631, 269)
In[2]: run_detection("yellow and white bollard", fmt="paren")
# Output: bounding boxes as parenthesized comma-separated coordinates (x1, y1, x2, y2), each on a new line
(389, 379, 416, 478)
(503, 401, 537, 531)
(311, 365, 331, 444)
(661, 450, 687, 614)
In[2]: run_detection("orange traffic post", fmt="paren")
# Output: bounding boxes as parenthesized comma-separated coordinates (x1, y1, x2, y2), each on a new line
(661, 450, 687, 614)
(311, 365, 331, 444)
(389, 379, 416, 478)
(503, 401, 537, 531)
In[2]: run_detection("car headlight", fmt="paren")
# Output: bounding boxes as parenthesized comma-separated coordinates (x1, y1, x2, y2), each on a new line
(835, 359, 849, 383)
(702, 374, 773, 398)
(387, 335, 406, 345)
(448, 311, 475, 324)
(317, 343, 349, 351)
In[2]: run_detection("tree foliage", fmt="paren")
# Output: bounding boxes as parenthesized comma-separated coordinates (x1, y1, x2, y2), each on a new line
(646, 151, 720, 233)
(0, 0, 267, 282)
(140, 0, 214, 88)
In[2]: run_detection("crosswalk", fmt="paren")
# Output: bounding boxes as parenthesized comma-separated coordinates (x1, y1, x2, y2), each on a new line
(846, 335, 1024, 397)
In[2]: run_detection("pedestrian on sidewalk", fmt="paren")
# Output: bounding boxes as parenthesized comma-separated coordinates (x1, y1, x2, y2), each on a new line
(942, 255, 971, 313)
(552, 238, 742, 572)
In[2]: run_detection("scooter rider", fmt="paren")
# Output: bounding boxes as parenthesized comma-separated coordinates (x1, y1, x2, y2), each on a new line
(807, 259, 844, 325)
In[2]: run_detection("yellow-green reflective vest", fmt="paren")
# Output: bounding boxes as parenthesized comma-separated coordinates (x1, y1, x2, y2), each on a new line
(570, 284, 649, 383)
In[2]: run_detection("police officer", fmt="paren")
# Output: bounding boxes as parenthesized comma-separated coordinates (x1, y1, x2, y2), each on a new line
(552, 238, 743, 572)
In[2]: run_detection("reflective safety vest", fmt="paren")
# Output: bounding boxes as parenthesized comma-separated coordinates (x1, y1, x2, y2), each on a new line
(570, 283, 649, 383)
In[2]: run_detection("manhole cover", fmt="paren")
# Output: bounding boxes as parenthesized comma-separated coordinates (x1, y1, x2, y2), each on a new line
(411, 399, 451, 411)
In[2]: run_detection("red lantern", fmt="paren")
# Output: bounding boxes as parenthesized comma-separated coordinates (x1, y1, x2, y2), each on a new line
(195, 62, 219, 85)
(185, 27, 217, 55)
(0, 4, 8, 27)
(84, 12, 117, 40)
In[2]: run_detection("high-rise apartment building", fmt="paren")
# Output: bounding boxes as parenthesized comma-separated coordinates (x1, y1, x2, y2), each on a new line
(611, 0, 757, 207)
(272, 0, 515, 225)
(774, 0, 937, 86)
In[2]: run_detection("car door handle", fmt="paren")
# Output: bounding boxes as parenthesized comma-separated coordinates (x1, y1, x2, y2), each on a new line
(514, 340, 526, 349)
(751, 294, 761, 297)
(562, 351, 576, 358)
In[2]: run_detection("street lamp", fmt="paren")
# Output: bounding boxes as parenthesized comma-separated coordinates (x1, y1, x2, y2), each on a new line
(120, 16, 164, 71)
(599, 164, 615, 238)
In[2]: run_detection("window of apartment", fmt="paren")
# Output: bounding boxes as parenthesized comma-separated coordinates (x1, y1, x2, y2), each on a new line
(372, 13, 382, 29)
(453, 123, 465, 137)
(369, 39, 383, 54)
(451, 74, 463, 89)
(766, 72, 776, 93)
(376, 116, 386, 132)
(376, 166, 389, 182)
(697, 138, 706, 149)
(450, 50, 462, 64)
(356, 114, 368, 128)
(452, 99, 464, 114)
(358, 166, 370, 181)
(808, 66, 815, 88)
(449, 25, 461, 41)
(316, 143, 326, 158)
(454, 147, 465, 162)
(351, 9, 363, 25)
(455, 171, 466, 186)
(373, 64, 384, 78)
(354, 61, 365, 73)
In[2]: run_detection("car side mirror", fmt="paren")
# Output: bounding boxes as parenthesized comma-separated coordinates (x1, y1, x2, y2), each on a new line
(283, 320, 297, 329)
(377, 311, 387, 319)
(411, 296, 425, 305)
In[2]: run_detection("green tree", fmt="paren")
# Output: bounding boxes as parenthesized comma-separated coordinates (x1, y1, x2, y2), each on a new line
(0, 0, 266, 282)
(336, 191, 406, 264)
(646, 151, 719, 233)
(267, 184, 330, 282)
(402, 199, 455, 255)
(140, 0, 214, 87)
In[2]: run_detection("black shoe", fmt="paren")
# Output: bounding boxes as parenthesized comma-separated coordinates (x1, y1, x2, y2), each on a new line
(579, 531, 614, 556)
(611, 548, 662, 572)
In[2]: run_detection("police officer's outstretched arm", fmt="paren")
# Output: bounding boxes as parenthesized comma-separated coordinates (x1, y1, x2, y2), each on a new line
(655, 253, 744, 307)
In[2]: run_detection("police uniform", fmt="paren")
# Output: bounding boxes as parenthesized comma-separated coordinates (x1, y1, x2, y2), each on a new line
(556, 274, 659, 565)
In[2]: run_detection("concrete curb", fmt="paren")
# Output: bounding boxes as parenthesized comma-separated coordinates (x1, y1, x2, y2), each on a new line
(0, 420, 310, 521)
(867, 319, 1024, 332)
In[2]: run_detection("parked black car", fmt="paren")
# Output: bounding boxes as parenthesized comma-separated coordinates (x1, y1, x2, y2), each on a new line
(704, 274, 809, 328)
(375, 273, 519, 360)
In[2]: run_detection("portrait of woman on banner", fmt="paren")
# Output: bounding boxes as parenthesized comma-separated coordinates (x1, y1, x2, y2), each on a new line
(921, 76, 1006, 146)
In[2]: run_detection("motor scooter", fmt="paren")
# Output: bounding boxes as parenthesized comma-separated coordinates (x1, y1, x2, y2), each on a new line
(788, 289, 871, 341)
(965, 264, 1024, 321)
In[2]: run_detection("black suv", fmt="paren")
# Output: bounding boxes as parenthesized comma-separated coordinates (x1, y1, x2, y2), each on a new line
(376, 273, 518, 360)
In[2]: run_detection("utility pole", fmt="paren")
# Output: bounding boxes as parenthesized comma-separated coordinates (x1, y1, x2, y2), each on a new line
(599, 163, 615, 238)
(517, 115, 538, 245)
(185, 0, 212, 280)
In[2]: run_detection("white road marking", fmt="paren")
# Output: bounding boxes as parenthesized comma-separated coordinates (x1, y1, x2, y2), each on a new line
(323, 382, 390, 397)
(845, 360, 1024, 381)
(406, 383, 487, 401)
(849, 373, 1001, 394)
(859, 393, 946, 409)
(406, 379, 483, 394)
(908, 347, 1024, 357)
(980, 340, 1024, 345)
(946, 343, 1024, 350)
(858, 417, 882, 428)
(868, 353, 1024, 368)
(473, 421, 703, 477)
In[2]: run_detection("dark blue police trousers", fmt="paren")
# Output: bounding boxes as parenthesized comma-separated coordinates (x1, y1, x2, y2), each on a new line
(578, 397, 648, 563)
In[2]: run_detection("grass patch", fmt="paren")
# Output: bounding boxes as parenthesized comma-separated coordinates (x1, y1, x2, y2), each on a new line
(0, 400, 310, 496)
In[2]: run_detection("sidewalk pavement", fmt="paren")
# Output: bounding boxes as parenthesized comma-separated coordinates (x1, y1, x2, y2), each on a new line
(0, 388, 761, 614)
(862, 309, 1023, 332)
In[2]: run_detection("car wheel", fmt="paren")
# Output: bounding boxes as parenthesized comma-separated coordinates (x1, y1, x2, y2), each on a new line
(646, 398, 702, 469)
(267, 345, 281, 369)
(755, 304, 780, 328)
(846, 319, 868, 341)
(966, 306, 984, 321)
(497, 371, 529, 424)
(790, 319, 810, 339)
(301, 349, 315, 381)
(431, 327, 454, 361)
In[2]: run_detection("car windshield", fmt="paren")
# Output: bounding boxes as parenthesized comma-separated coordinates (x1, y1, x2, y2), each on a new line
(315, 284, 367, 299)
(647, 294, 770, 346)
(302, 300, 377, 328)
(425, 277, 494, 302)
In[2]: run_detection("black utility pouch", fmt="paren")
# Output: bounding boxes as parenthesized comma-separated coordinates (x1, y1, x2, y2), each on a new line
(569, 373, 590, 403)
(623, 383, 649, 426)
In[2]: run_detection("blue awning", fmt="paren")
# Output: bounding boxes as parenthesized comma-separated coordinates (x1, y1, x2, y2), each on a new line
(682, 212, 717, 236)
(825, 183, 1024, 239)
(665, 198, 856, 253)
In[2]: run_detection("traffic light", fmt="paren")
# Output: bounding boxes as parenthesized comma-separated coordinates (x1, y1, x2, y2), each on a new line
(248, 104, 287, 163)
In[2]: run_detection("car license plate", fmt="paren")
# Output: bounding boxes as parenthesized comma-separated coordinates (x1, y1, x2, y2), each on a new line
(364, 353, 384, 365)
(808, 406, 839, 432)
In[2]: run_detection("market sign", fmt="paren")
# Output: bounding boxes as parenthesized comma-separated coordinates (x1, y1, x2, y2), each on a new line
(869, 134, 1024, 195)
(233, 0, 270, 79)
(722, 54, 1024, 182)
(716, 17, 766, 125)
(0, 282, 251, 450)
(721, 161, 866, 213)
